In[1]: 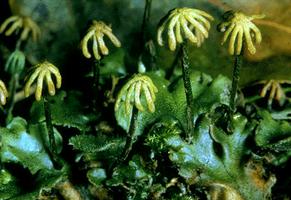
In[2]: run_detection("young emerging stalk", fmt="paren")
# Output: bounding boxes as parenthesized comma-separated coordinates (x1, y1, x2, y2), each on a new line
(218, 11, 264, 112)
(140, 0, 156, 71)
(157, 7, 213, 141)
(141, 0, 152, 37)
(6, 74, 19, 123)
(5, 46, 25, 123)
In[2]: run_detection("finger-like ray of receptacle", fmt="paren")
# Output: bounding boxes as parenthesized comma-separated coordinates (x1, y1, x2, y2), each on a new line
(157, 22, 166, 46)
(175, 20, 183, 43)
(145, 78, 158, 98)
(0, 81, 8, 105)
(269, 83, 276, 100)
(221, 23, 235, 44)
(275, 84, 284, 101)
(249, 23, 262, 43)
(81, 31, 95, 58)
(235, 27, 243, 55)
(20, 27, 30, 41)
(134, 81, 144, 112)
(0, 92, 7, 105)
(47, 65, 62, 88)
(228, 26, 240, 55)
(97, 34, 109, 55)
(195, 29, 204, 47)
(125, 83, 136, 115)
(180, 16, 197, 43)
(260, 81, 271, 97)
(103, 29, 121, 47)
(243, 26, 256, 54)
(30, 22, 41, 41)
(45, 72, 56, 96)
(35, 70, 46, 101)
(191, 9, 214, 21)
(92, 36, 101, 60)
(5, 20, 22, 36)
(142, 84, 155, 113)
(189, 12, 211, 30)
(184, 15, 208, 38)
(147, 83, 157, 102)
(24, 67, 41, 97)
(0, 16, 18, 33)
(167, 15, 179, 51)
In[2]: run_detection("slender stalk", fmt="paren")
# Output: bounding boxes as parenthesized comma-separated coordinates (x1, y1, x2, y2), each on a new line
(6, 40, 22, 123)
(15, 39, 22, 50)
(43, 96, 64, 169)
(92, 60, 100, 112)
(141, 0, 152, 41)
(43, 96, 57, 155)
(141, 0, 157, 71)
(229, 54, 242, 112)
(6, 74, 18, 124)
(121, 107, 138, 162)
(181, 43, 194, 142)
(93, 60, 100, 90)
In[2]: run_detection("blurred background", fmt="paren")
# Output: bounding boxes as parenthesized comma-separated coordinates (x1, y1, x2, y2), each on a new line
(0, 0, 290, 88)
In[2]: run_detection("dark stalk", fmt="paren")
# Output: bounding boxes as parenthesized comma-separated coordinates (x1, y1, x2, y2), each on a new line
(181, 43, 194, 142)
(120, 107, 138, 162)
(42, 95, 68, 170)
(43, 96, 64, 169)
(43, 97, 57, 154)
(141, 0, 152, 41)
(92, 60, 100, 112)
(140, 0, 157, 70)
(93, 60, 100, 90)
(108, 107, 138, 175)
(229, 54, 242, 112)
(6, 40, 22, 123)
(43, 96, 56, 154)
